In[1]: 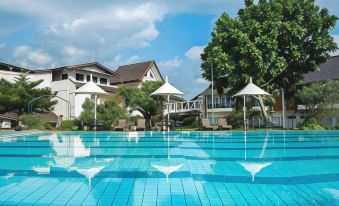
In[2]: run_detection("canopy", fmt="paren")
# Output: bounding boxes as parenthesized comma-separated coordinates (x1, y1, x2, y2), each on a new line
(75, 81, 107, 95)
(233, 77, 271, 131)
(233, 77, 270, 97)
(151, 77, 184, 96)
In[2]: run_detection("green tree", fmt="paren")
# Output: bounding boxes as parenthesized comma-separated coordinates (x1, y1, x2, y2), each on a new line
(79, 97, 95, 125)
(0, 74, 57, 115)
(117, 81, 165, 129)
(297, 79, 339, 121)
(201, 0, 337, 121)
(97, 96, 127, 129)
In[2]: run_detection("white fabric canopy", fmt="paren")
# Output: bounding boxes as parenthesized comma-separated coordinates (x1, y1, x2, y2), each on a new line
(233, 77, 271, 131)
(75, 81, 107, 95)
(233, 78, 270, 97)
(151, 76, 183, 133)
(151, 77, 184, 96)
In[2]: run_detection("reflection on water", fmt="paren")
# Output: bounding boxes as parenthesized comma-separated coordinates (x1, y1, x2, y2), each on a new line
(325, 188, 339, 200)
(238, 162, 273, 182)
(240, 131, 274, 182)
(127, 132, 139, 143)
(72, 166, 105, 187)
(39, 134, 90, 170)
(151, 163, 184, 183)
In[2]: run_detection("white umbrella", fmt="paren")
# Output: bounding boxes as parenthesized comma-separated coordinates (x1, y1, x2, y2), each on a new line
(233, 77, 270, 130)
(75, 79, 107, 130)
(151, 76, 183, 131)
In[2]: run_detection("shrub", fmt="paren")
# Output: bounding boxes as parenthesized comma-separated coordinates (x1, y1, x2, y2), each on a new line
(301, 124, 325, 130)
(60, 120, 74, 131)
(20, 115, 44, 130)
(299, 117, 325, 130)
(226, 110, 243, 129)
(182, 116, 196, 126)
(43, 122, 55, 130)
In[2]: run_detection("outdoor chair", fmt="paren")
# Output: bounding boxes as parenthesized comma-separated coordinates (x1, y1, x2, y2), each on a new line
(201, 118, 218, 130)
(114, 119, 127, 131)
(218, 118, 232, 130)
(135, 119, 146, 131)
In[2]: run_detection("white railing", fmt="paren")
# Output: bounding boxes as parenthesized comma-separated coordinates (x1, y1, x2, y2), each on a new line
(164, 100, 203, 114)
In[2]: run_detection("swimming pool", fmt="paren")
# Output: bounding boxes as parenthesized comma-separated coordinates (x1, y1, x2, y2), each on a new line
(0, 130, 338, 205)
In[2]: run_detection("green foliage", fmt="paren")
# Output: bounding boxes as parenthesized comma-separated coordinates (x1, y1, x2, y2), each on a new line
(0, 74, 57, 115)
(201, 0, 337, 98)
(43, 122, 55, 130)
(97, 96, 127, 129)
(79, 97, 94, 124)
(301, 124, 325, 130)
(60, 120, 75, 131)
(298, 117, 325, 130)
(117, 81, 165, 129)
(20, 115, 44, 130)
(182, 116, 196, 126)
(297, 79, 339, 119)
(226, 110, 244, 129)
(324, 124, 339, 130)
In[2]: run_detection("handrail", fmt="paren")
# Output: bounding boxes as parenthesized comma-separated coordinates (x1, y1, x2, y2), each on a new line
(27, 95, 71, 119)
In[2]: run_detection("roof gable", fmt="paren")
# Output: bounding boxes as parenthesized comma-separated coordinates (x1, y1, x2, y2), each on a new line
(304, 55, 339, 83)
(112, 61, 164, 85)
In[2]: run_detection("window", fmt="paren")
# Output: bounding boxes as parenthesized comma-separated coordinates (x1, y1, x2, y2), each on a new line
(87, 75, 91, 82)
(149, 71, 154, 78)
(93, 76, 97, 83)
(61, 74, 68, 80)
(75, 73, 84, 81)
(100, 78, 107, 85)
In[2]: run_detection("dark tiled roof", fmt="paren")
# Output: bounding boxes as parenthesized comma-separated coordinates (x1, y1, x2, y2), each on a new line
(35, 62, 119, 76)
(0, 62, 30, 73)
(0, 112, 18, 120)
(304, 55, 339, 83)
(35, 112, 58, 123)
(111, 61, 155, 85)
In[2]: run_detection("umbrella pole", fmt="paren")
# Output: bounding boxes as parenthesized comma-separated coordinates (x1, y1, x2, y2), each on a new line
(243, 95, 246, 131)
(94, 94, 97, 131)
(167, 95, 170, 132)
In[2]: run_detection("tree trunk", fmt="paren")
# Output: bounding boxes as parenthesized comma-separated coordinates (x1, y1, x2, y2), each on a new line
(136, 108, 152, 130)
(256, 95, 272, 122)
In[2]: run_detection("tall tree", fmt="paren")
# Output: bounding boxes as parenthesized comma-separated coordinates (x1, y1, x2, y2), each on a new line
(117, 81, 165, 129)
(201, 0, 338, 121)
(0, 74, 57, 115)
(297, 79, 339, 120)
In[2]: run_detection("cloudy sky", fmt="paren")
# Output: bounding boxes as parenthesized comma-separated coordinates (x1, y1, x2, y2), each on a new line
(0, 0, 338, 99)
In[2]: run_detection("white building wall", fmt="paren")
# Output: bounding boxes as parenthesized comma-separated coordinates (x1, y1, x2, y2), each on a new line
(27, 72, 52, 88)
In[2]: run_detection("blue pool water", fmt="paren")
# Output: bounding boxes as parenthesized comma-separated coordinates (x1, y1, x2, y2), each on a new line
(0, 130, 338, 205)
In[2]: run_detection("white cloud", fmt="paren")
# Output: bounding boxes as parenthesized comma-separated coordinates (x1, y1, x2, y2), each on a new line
(159, 56, 183, 69)
(331, 34, 339, 56)
(107, 54, 141, 69)
(195, 77, 209, 85)
(0, 43, 5, 49)
(185, 46, 205, 61)
(13, 45, 54, 68)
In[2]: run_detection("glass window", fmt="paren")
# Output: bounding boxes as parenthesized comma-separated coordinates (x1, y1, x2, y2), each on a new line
(100, 78, 107, 85)
(61, 74, 68, 80)
(75, 73, 84, 81)
(150, 71, 154, 78)
(87, 75, 91, 82)
(93, 76, 97, 83)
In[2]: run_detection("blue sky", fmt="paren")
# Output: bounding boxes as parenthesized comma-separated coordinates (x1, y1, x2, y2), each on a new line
(0, 0, 338, 99)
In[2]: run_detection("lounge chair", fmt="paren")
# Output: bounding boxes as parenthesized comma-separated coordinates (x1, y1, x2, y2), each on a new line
(114, 119, 127, 131)
(201, 118, 217, 130)
(135, 119, 146, 131)
(218, 118, 232, 130)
